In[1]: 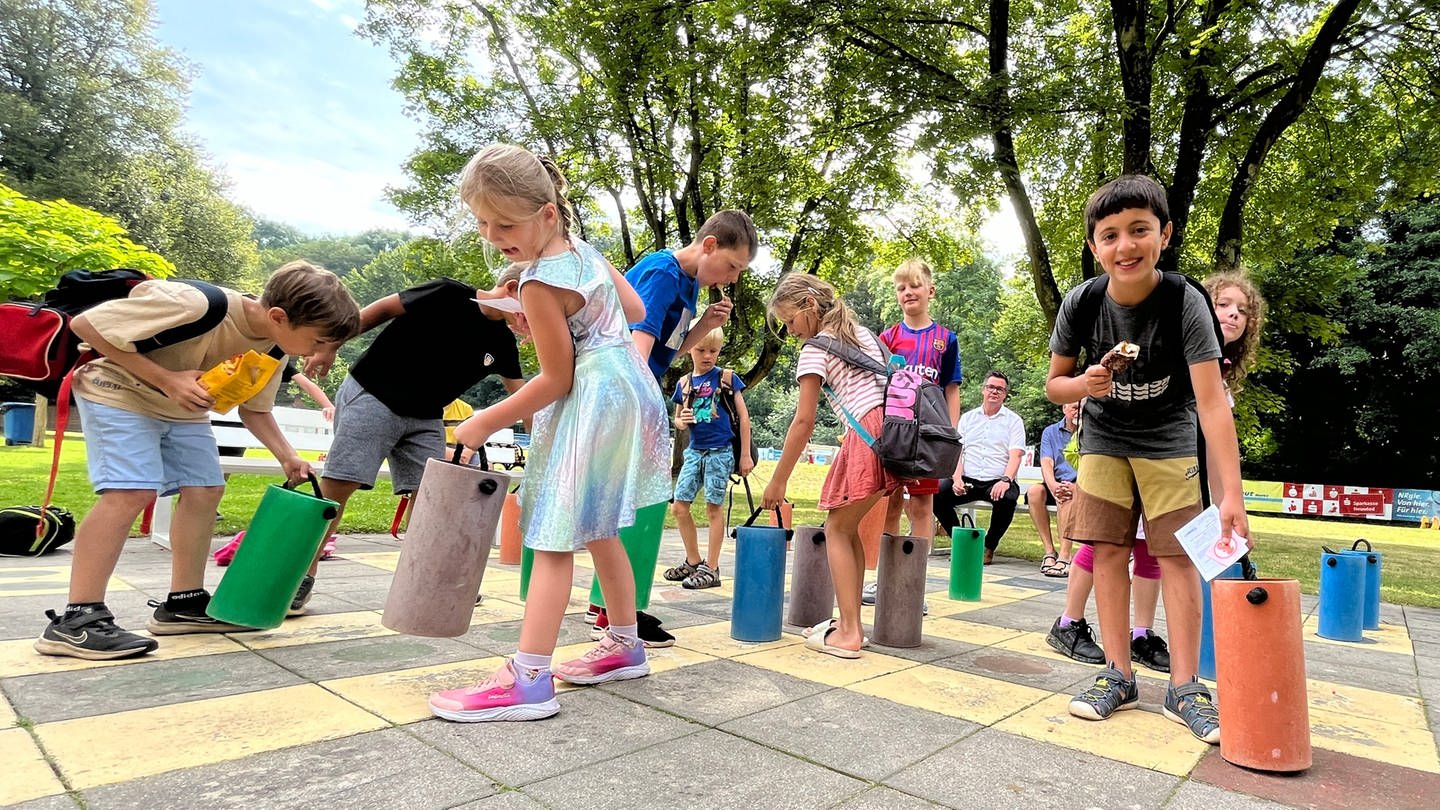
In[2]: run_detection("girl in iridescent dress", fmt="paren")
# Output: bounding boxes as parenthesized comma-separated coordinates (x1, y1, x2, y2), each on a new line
(429, 144, 671, 722)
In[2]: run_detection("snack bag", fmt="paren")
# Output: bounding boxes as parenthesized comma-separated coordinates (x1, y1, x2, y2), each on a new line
(199, 350, 281, 413)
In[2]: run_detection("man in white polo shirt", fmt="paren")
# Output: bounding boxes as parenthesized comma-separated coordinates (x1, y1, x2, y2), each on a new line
(934, 370, 1027, 565)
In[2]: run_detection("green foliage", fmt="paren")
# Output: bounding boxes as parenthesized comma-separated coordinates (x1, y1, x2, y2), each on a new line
(0, 182, 173, 299)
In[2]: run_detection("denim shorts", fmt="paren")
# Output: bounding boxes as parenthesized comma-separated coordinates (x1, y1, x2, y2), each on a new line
(75, 396, 225, 496)
(673, 446, 733, 505)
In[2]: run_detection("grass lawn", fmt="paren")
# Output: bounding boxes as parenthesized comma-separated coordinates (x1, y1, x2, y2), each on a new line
(5, 441, 1439, 607)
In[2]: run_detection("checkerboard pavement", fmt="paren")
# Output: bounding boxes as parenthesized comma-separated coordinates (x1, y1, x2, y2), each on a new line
(3, 531, 1438, 809)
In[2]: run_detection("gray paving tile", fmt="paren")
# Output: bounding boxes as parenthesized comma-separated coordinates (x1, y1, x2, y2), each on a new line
(0, 595, 68, 641)
(1408, 625, 1440, 645)
(1414, 640, 1440, 660)
(1302, 638, 1415, 674)
(887, 728, 1177, 809)
(8, 795, 80, 810)
(4, 650, 303, 723)
(600, 658, 828, 726)
(953, 600, 1070, 634)
(80, 728, 494, 809)
(408, 688, 700, 787)
(450, 790, 551, 809)
(1161, 780, 1293, 809)
(325, 586, 393, 611)
(832, 786, 950, 809)
(523, 727, 864, 810)
(868, 634, 982, 664)
(993, 574, 1070, 593)
(721, 688, 979, 782)
(457, 616, 596, 655)
(1404, 605, 1440, 627)
(1304, 654, 1419, 696)
(253, 634, 483, 680)
(934, 647, 1105, 692)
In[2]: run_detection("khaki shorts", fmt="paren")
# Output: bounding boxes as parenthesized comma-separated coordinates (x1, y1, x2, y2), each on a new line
(1066, 454, 1202, 557)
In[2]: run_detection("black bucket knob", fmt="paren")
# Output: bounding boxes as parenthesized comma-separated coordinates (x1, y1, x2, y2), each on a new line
(1326, 557, 1338, 567)
(1246, 587, 1269, 605)
(478, 478, 499, 495)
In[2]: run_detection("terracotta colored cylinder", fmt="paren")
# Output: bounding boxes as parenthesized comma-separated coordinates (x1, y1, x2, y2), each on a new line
(769, 502, 793, 530)
(1213, 578, 1311, 772)
(498, 492, 522, 565)
(787, 526, 833, 629)
(382, 459, 511, 637)
(948, 527, 987, 601)
(858, 499, 887, 570)
(873, 533, 930, 648)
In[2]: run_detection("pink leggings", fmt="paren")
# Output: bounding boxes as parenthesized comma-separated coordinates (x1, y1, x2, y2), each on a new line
(1072, 539, 1161, 580)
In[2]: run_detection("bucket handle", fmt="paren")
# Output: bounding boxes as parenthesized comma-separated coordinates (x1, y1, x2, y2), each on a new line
(1351, 538, 1371, 552)
(283, 472, 325, 500)
(452, 443, 490, 471)
(1239, 552, 1257, 581)
(734, 506, 793, 541)
(1321, 545, 1337, 555)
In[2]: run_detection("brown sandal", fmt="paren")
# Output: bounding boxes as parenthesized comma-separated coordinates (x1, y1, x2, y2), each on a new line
(1040, 553, 1059, 576)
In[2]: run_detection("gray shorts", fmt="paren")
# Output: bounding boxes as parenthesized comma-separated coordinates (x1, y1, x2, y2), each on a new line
(323, 376, 443, 494)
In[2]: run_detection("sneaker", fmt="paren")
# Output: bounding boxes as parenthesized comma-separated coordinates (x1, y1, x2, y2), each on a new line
(146, 594, 253, 635)
(588, 609, 610, 640)
(1068, 664, 1140, 720)
(428, 659, 559, 722)
(319, 535, 338, 560)
(637, 610, 675, 648)
(34, 606, 158, 660)
(1131, 630, 1171, 673)
(1164, 679, 1221, 743)
(554, 630, 650, 685)
(287, 575, 316, 617)
(1046, 617, 1105, 664)
(861, 582, 878, 605)
(213, 532, 244, 567)
(681, 562, 720, 589)
(663, 559, 699, 582)
(584, 603, 603, 623)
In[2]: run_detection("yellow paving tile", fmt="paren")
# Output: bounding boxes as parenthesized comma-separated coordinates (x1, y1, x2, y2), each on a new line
(1305, 678, 1428, 724)
(0, 727, 67, 805)
(34, 684, 387, 790)
(675, 620, 802, 658)
(850, 664, 1051, 725)
(0, 633, 248, 678)
(1, 690, 16, 726)
(734, 643, 916, 688)
(0, 564, 132, 597)
(469, 597, 528, 624)
(979, 582, 1051, 601)
(340, 551, 400, 572)
(923, 592, 1021, 617)
(237, 610, 392, 650)
(1300, 616, 1413, 656)
(1309, 706, 1440, 773)
(323, 657, 504, 724)
(922, 617, 1026, 647)
(995, 693, 1210, 776)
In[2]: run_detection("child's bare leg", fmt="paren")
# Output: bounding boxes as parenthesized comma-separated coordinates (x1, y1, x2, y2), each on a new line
(672, 500, 701, 566)
(882, 489, 906, 536)
(905, 493, 935, 539)
(68, 489, 154, 603)
(825, 494, 882, 650)
(1056, 500, 1074, 561)
(1133, 573, 1160, 631)
(1156, 556, 1201, 684)
(1092, 543, 1134, 677)
(588, 537, 637, 629)
(1028, 484, 1056, 557)
(307, 478, 363, 576)
(517, 550, 576, 656)
(704, 502, 725, 569)
(169, 485, 225, 593)
(1063, 559, 1095, 619)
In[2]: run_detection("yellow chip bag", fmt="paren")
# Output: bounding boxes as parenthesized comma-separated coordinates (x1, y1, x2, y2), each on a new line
(199, 350, 282, 414)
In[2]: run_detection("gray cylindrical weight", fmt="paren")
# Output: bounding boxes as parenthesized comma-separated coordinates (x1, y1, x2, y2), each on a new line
(873, 533, 930, 648)
(383, 459, 511, 637)
(786, 526, 833, 629)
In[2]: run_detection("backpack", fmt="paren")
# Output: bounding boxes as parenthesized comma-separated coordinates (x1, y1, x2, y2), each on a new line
(804, 336, 962, 479)
(680, 368, 757, 470)
(0, 505, 75, 556)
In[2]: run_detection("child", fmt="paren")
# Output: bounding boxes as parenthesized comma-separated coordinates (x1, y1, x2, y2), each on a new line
(763, 273, 906, 658)
(1047, 174, 1249, 744)
(286, 274, 526, 615)
(35, 262, 360, 660)
(428, 144, 670, 722)
(862, 258, 961, 604)
(662, 325, 754, 589)
(1029, 399, 1080, 577)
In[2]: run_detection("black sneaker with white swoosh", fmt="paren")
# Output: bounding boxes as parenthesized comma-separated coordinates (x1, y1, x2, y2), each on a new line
(34, 605, 158, 660)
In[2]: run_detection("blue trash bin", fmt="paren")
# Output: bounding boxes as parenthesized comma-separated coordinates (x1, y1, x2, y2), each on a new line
(1317, 547, 1366, 642)
(1339, 539, 1382, 631)
(731, 507, 790, 642)
(2, 402, 37, 445)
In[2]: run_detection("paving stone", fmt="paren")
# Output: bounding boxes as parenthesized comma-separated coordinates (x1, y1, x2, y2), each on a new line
(522, 727, 864, 810)
(4, 650, 303, 723)
(450, 790, 550, 809)
(1413, 640, 1440, 660)
(1404, 605, 1440, 626)
(457, 617, 594, 655)
(1301, 639, 1415, 675)
(326, 587, 394, 611)
(599, 658, 827, 726)
(254, 635, 483, 681)
(831, 786, 950, 809)
(408, 688, 699, 787)
(1407, 625, 1440, 645)
(0, 595, 67, 641)
(865, 633, 980, 664)
(1161, 780, 1293, 809)
(956, 601, 1071, 634)
(993, 575, 1069, 593)
(720, 688, 979, 782)
(1303, 654, 1420, 696)
(1190, 745, 1440, 810)
(8, 795, 80, 810)
(80, 728, 493, 809)
(934, 647, 1105, 693)
(886, 728, 1177, 809)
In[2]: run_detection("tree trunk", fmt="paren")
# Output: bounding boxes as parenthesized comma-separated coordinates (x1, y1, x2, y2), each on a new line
(1164, 0, 1233, 271)
(1110, 0, 1153, 175)
(609, 186, 635, 266)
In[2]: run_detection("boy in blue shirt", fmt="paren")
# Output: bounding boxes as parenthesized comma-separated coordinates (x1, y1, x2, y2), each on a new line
(1028, 399, 1080, 576)
(662, 326, 753, 589)
(1047, 174, 1248, 744)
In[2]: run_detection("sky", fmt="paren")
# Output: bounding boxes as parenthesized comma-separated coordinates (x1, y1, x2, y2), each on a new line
(152, 0, 419, 236)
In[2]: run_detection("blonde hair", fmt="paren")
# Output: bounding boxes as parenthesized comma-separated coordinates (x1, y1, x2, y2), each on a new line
(768, 273, 865, 348)
(893, 257, 934, 286)
(693, 325, 725, 351)
(458, 144, 574, 244)
(260, 261, 361, 342)
(1203, 271, 1266, 390)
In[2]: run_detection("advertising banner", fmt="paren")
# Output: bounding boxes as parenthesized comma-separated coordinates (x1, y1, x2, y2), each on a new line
(1393, 489, 1440, 524)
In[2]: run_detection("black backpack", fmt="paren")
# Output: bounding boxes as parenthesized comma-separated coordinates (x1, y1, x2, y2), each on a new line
(0, 506, 75, 556)
(680, 368, 757, 470)
(804, 336, 962, 479)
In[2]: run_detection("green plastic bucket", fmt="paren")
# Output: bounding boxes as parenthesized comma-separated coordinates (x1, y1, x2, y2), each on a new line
(948, 526, 987, 601)
(208, 475, 338, 629)
(519, 501, 667, 609)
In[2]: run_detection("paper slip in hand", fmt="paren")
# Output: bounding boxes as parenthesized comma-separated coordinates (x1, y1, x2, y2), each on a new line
(1174, 505, 1251, 581)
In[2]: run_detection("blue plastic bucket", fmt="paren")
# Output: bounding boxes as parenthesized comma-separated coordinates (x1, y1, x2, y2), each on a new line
(1338, 539, 1382, 630)
(730, 508, 789, 642)
(1317, 547, 1366, 642)
(1199, 561, 1246, 680)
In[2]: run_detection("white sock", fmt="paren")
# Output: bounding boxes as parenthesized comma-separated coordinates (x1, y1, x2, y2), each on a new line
(608, 623, 638, 642)
(513, 650, 551, 680)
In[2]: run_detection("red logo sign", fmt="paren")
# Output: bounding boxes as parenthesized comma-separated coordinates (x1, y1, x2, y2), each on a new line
(1340, 493, 1385, 516)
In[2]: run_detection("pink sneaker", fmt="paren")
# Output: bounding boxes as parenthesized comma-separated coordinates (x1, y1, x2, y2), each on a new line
(213, 532, 244, 567)
(555, 631, 650, 685)
(428, 660, 559, 722)
(319, 535, 337, 560)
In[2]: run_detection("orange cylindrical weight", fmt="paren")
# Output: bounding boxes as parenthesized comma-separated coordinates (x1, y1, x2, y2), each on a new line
(499, 492, 521, 565)
(1212, 578, 1311, 772)
(768, 501, 793, 530)
(858, 499, 886, 570)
